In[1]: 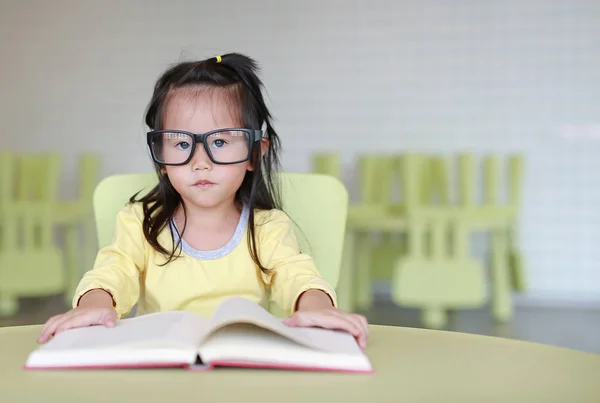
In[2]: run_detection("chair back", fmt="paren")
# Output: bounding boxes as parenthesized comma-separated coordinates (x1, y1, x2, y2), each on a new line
(93, 172, 348, 287)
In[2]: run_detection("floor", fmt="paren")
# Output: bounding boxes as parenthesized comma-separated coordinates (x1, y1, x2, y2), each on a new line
(356, 299, 600, 355)
(2, 293, 599, 355)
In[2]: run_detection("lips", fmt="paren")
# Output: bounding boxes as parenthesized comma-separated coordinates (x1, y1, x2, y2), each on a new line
(194, 179, 214, 186)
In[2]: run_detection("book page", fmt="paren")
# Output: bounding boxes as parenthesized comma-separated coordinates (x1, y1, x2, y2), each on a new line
(26, 310, 209, 368)
(198, 323, 373, 372)
(197, 297, 362, 354)
(42, 310, 208, 350)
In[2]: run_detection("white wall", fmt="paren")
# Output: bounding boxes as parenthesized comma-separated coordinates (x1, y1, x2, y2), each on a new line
(1, 0, 599, 302)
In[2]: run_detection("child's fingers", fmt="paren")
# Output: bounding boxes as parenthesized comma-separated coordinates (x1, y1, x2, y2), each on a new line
(38, 309, 117, 343)
(286, 311, 362, 339)
(355, 314, 369, 343)
(104, 310, 117, 327)
(38, 317, 57, 342)
(347, 314, 369, 348)
(341, 314, 366, 348)
(53, 310, 110, 335)
(283, 311, 328, 327)
(358, 314, 368, 333)
(49, 315, 83, 337)
(285, 310, 369, 348)
(38, 313, 70, 343)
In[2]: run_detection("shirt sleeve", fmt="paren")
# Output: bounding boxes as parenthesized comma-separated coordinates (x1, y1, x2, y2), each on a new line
(257, 209, 338, 316)
(72, 203, 147, 318)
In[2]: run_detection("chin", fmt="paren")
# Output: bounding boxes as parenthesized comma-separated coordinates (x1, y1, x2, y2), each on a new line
(188, 199, 221, 209)
(182, 195, 227, 209)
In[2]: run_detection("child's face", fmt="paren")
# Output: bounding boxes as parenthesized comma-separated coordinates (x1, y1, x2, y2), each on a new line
(161, 90, 252, 210)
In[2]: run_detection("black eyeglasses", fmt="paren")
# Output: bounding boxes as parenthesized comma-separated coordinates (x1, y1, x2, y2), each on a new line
(147, 128, 265, 165)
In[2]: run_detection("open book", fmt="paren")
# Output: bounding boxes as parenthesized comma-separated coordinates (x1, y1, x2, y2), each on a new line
(24, 297, 373, 373)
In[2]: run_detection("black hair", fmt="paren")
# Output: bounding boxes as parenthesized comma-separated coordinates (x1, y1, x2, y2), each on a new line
(131, 52, 282, 272)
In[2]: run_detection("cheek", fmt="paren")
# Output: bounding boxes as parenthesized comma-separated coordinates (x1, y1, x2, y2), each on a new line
(215, 164, 250, 185)
(164, 167, 188, 189)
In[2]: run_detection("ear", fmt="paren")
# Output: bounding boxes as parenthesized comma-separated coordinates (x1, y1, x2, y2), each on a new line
(247, 139, 270, 172)
(260, 138, 270, 156)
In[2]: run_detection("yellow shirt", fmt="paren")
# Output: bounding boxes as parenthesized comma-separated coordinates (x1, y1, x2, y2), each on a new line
(73, 203, 337, 319)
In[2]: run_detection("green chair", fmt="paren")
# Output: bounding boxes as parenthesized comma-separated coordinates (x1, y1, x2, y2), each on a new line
(90, 171, 349, 316)
(0, 152, 66, 316)
(54, 154, 101, 304)
(390, 153, 526, 327)
(390, 154, 485, 328)
(312, 153, 405, 312)
(484, 154, 527, 322)
(312, 151, 526, 327)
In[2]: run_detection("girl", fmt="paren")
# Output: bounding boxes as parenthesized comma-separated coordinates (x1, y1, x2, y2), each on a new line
(38, 52, 368, 348)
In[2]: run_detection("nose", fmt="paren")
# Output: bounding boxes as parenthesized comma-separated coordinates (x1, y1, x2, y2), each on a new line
(190, 145, 212, 171)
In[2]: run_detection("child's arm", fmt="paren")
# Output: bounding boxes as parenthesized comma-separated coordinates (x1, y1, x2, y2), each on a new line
(38, 286, 119, 343)
(77, 288, 115, 308)
(38, 204, 146, 343)
(258, 210, 368, 348)
(284, 289, 369, 348)
(295, 288, 335, 310)
(73, 203, 147, 319)
(258, 210, 337, 316)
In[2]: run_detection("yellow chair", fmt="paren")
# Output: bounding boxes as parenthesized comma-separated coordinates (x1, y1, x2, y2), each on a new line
(90, 171, 349, 316)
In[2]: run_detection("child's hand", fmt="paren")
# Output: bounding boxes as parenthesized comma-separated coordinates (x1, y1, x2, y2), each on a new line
(283, 307, 369, 349)
(37, 306, 118, 343)
(38, 289, 118, 343)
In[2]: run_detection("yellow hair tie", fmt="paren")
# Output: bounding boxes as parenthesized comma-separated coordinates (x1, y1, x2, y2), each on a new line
(215, 55, 222, 63)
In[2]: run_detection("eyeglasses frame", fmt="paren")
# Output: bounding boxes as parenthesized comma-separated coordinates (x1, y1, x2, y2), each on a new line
(146, 127, 266, 166)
